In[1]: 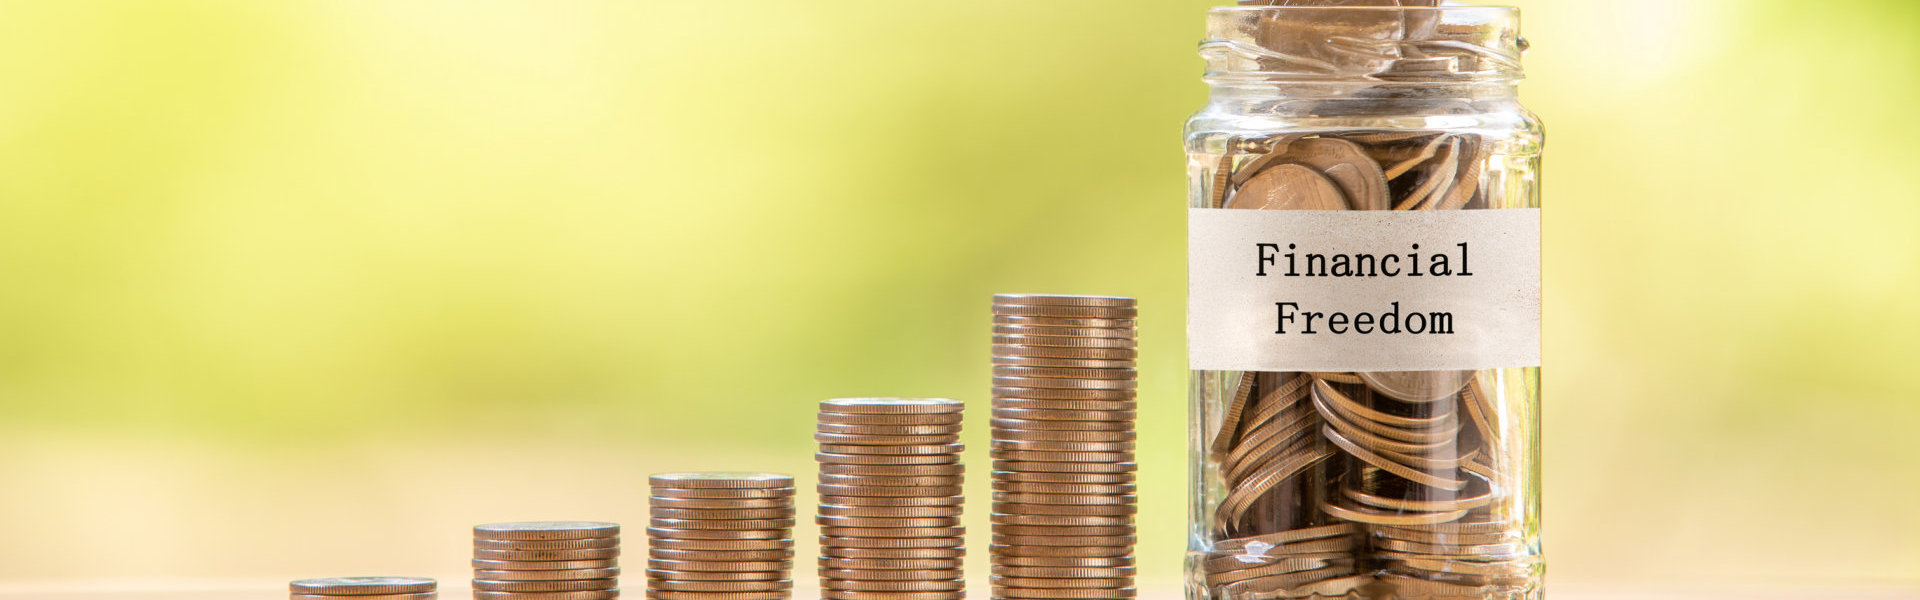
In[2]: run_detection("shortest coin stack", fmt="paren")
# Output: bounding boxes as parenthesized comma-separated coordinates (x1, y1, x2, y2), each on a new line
(647, 473, 797, 600)
(473, 521, 623, 600)
(290, 577, 436, 600)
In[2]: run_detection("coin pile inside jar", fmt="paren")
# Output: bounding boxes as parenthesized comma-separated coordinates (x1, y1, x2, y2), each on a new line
(988, 294, 1139, 600)
(814, 398, 967, 600)
(646, 473, 797, 600)
(471, 521, 622, 600)
(290, 577, 436, 600)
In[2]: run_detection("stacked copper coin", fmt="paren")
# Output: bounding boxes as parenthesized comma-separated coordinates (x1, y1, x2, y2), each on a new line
(989, 294, 1139, 600)
(472, 521, 622, 600)
(290, 577, 436, 600)
(646, 473, 797, 600)
(814, 398, 967, 600)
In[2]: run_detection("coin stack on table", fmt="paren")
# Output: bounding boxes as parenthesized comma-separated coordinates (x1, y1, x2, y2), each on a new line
(290, 577, 437, 600)
(646, 473, 797, 600)
(988, 294, 1140, 600)
(471, 521, 622, 600)
(814, 398, 967, 600)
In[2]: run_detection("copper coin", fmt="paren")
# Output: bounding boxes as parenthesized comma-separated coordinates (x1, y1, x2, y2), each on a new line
(817, 444, 965, 456)
(991, 355, 1137, 369)
(992, 387, 1136, 401)
(993, 471, 1134, 484)
(648, 518, 795, 531)
(650, 507, 793, 520)
(817, 504, 964, 518)
(818, 495, 964, 507)
(814, 432, 963, 446)
(649, 473, 794, 489)
(992, 408, 1136, 422)
(644, 527, 788, 540)
(474, 522, 620, 541)
(991, 345, 1137, 360)
(648, 497, 792, 510)
(645, 558, 791, 573)
(290, 595, 433, 600)
(992, 481, 1136, 496)
(816, 452, 959, 466)
(993, 525, 1135, 537)
(819, 536, 965, 549)
(993, 503, 1136, 516)
(474, 568, 620, 582)
(992, 492, 1134, 506)
(290, 577, 437, 595)
(817, 474, 964, 488)
(819, 546, 965, 560)
(820, 463, 965, 477)
(646, 538, 792, 552)
(648, 579, 791, 593)
(474, 593, 618, 600)
(992, 376, 1136, 391)
(820, 526, 966, 538)
(990, 544, 1132, 558)
(992, 400, 1138, 414)
(992, 366, 1137, 381)
(643, 569, 784, 581)
(472, 559, 619, 571)
(992, 325, 1135, 340)
(991, 418, 1133, 432)
(995, 555, 1133, 568)
(820, 591, 965, 600)
(475, 537, 622, 551)
(992, 534, 1136, 547)
(992, 315, 1136, 328)
(989, 449, 1135, 463)
(992, 460, 1136, 474)
(473, 579, 618, 593)
(822, 580, 964, 592)
(991, 304, 1138, 319)
(474, 548, 621, 561)
(816, 484, 963, 497)
(992, 294, 1136, 308)
(991, 566, 1136, 579)
(817, 413, 964, 426)
(815, 515, 962, 529)
(816, 568, 963, 582)
(992, 439, 1136, 452)
(646, 591, 782, 600)
(817, 423, 964, 436)
(818, 557, 962, 571)
(820, 398, 963, 415)
(992, 428, 1138, 442)
(651, 548, 793, 562)
(992, 336, 1136, 351)
(992, 576, 1132, 589)
(993, 586, 1136, 599)
(991, 513, 1134, 527)
(650, 487, 796, 499)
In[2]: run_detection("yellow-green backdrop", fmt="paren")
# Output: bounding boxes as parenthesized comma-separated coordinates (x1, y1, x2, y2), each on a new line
(1, 0, 1916, 591)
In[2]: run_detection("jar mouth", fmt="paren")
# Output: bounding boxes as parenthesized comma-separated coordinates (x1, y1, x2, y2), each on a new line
(1202, 6, 1525, 85)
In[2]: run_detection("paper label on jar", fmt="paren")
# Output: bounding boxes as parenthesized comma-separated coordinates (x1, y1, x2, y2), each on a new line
(1188, 208, 1541, 372)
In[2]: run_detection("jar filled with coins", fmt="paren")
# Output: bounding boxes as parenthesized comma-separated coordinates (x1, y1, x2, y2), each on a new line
(1184, 4, 1543, 600)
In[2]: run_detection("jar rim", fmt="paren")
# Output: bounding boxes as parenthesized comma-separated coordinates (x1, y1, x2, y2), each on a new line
(1202, 5, 1525, 84)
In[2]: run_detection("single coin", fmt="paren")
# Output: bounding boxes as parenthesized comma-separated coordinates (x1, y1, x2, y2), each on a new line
(819, 546, 965, 559)
(993, 294, 1136, 308)
(820, 526, 966, 538)
(991, 418, 1133, 432)
(473, 591, 618, 600)
(994, 387, 1138, 401)
(816, 515, 962, 528)
(993, 345, 1137, 360)
(646, 591, 782, 600)
(475, 569, 620, 582)
(820, 591, 966, 600)
(648, 517, 795, 531)
(989, 449, 1135, 463)
(993, 502, 1137, 517)
(818, 495, 964, 507)
(650, 507, 793, 520)
(817, 568, 964, 582)
(992, 325, 1136, 340)
(992, 460, 1137, 474)
(817, 423, 964, 436)
(991, 439, 1135, 452)
(474, 548, 620, 561)
(817, 484, 963, 497)
(993, 429, 1136, 442)
(472, 559, 619, 571)
(991, 304, 1138, 319)
(818, 413, 964, 426)
(993, 534, 1136, 547)
(992, 400, 1138, 414)
(475, 522, 620, 541)
(816, 452, 959, 466)
(291, 595, 433, 600)
(817, 444, 965, 456)
(992, 408, 1136, 423)
(1208, 524, 1361, 555)
(473, 579, 617, 593)
(991, 355, 1137, 369)
(993, 587, 1137, 599)
(992, 481, 1137, 495)
(820, 463, 965, 477)
(1321, 501, 1467, 526)
(290, 577, 437, 595)
(814, 432, 963, 446)
(1374, 537, 1527, 558)
(992, 376, 1136, 391)
(817, 474, 963, 488)
(818, 504, 965, 518)
(994, 470, 1134, 484)
(819, 536, 965, 550)
(649, 473, 794, 489)
(1228, 163, 1349, 211)
(650, 548, 793, 562)
(643, 569, 784, 581)
(650, 487, 796, 500)
(993, 315, 1137, 328)
(1358, 370, 1474, 404)
(992, 576, 1133, 589)
(994, 524, 1135, 536)
(648, 579, 791, 593)
(1371, 526, 1508, 547)
(475, 537, 621, 551)
(818, 557, 963, 571)
(645, 497, 794, 510)
(993, 366, 1138, 380)
(995, 555, 1133, 568)
(992, 492, 1134, 506)
(822, 580, 963, 593)
(993, 336, 1136, 350)
(647, 537, 793, 552)
(820, 398, 964, 415)
(991, 514, 1134, 528)
(645, 558, 791, 573)
(990, 544, 1132, 559)
(991, 566, 1136, 579)
(643, 527, 788, 540)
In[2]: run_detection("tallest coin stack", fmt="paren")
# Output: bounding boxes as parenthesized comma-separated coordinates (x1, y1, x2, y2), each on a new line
(989, 294, 1140, 600)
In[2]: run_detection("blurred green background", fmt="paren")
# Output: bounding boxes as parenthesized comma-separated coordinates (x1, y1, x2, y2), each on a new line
(1, 0, 1917, 592)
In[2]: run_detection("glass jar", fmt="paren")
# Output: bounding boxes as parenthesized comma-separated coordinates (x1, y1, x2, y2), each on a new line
(1183, 5, 1543, 600)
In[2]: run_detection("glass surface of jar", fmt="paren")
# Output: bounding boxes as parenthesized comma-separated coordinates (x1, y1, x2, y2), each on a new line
(1184, 6, 1543, 600)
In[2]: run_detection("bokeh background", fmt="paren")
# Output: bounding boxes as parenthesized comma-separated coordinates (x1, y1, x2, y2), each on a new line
(1, 0, 1917, 595)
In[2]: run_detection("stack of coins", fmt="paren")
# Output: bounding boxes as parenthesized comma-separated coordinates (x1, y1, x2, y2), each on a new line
(472, 522, 622, 600)
(647, 473, 797, 600)
(814, 398, 967, 600)
(290, 577, 436, 600)
(988, 295, 1139, 600)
